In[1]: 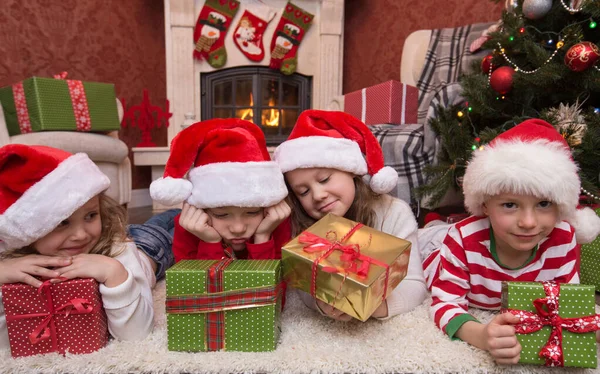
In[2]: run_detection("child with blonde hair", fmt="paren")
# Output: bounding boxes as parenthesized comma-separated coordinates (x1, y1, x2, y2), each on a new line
(273, 109, 428, 320)
(150, 118, 291, 261)
(421, 119, 600, 364)
(0, 144, 159, 349)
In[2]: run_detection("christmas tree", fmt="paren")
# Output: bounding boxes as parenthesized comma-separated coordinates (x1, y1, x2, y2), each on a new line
(416, 0, 600, 208)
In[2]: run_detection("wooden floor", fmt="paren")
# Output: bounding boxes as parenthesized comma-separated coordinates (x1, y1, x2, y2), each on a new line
(127, 205, 155, 225)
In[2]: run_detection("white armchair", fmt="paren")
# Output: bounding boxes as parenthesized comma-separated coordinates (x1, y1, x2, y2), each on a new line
(0, 100, 132, 205)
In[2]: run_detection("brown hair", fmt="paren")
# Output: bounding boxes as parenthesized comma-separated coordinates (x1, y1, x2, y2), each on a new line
(287, 175, 382, 236)
(0, 193, 128, 259)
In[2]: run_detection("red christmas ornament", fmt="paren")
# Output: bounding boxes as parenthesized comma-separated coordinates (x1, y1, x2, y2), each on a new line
(564, 42, 600, 72)
(481, 54, 496, 73)
(490, 66, 515, 94)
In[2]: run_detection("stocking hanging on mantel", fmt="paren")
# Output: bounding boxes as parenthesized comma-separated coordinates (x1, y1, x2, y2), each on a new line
(232, 0, 276, 62)
(120, 90, 172, 147)
(193, 0, 240, 69)
(269, 1, 313, 75)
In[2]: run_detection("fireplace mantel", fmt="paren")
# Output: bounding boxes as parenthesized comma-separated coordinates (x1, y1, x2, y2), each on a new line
(133, 0, 345, 210)
(165, 0, 345, 144)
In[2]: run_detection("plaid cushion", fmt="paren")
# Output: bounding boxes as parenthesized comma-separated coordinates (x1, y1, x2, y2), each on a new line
(370, 124, 433, 206)
(368, 22, 495, 207)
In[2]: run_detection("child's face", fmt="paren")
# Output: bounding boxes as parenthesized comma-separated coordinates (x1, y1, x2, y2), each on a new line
(206, 206, 264, 251)
(34, 196, 102, 257)
(285, 167, 356, 220)
(483, 193, 559, 255)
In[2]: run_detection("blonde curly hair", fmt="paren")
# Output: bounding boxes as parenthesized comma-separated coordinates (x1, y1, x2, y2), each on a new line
(0, 193, 128, 259)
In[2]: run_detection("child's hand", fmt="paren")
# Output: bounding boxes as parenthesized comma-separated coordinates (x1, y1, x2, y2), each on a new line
(56, 254, 128, 288)
(179, 203, 222, 243)
(254, 200, 291, 244)
(316, 299, 353, 322)
(0, 255, 73, 288)
(483, 312, 522, 365)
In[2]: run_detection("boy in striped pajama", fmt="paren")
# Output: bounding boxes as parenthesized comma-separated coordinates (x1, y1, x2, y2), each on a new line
(421, 119, 600, 365)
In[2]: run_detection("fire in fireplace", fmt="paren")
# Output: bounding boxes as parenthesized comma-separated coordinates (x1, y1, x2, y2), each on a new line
(201, 67, 312, 145)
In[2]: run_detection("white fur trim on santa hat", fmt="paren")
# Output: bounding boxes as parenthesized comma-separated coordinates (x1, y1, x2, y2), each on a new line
(567, 207, 600, 244)
(463, 139, 580, 219)
(187, 161, 288, 208)
(369, 166, 398, 194)
(149, 177, 193, 206)
(0, 153, 110, 251)
(273, 136, 368, 175)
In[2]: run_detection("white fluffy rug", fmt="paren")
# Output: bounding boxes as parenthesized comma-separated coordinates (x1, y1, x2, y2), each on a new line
(1, 281, 599, 374)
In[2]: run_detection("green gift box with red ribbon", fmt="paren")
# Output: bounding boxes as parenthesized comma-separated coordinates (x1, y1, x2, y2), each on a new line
(1, 278, 108, 358)
(165, 259, 283, 352)
(0, 73, 120, 136)
(501, 281, 600, 368)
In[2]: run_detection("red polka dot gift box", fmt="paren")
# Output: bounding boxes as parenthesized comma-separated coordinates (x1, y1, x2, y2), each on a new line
(2, 278, 108, 358)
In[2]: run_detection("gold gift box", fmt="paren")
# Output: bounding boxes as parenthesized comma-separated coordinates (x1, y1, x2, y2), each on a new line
(282, 214, 411, 321)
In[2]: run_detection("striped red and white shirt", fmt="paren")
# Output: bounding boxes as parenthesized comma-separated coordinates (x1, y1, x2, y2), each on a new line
(423, 215, 580, 338)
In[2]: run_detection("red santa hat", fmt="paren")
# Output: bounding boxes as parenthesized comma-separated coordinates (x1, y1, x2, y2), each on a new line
(150, 118, 288, 208)
(0, 144, 110, 252)
(273, 110, 398, 194)
(463, 118, 600, 244)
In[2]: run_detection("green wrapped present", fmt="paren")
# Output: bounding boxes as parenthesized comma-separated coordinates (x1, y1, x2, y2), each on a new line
(581, 207, 600, 291)
(0, 74, 119, 135)
(501, 281, 600, 368)
(165, 259, 282, 352)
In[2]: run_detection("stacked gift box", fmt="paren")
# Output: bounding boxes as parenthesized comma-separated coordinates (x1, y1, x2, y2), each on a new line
(344, 80, 418, 126)
(0, 74, 120, 135)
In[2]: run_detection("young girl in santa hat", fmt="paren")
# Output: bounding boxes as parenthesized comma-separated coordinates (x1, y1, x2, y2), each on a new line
(273, 109, 428, 321)
(420, 119, 600, 365)
(150, 118, 291, 261)
(0, 144, 166, 349)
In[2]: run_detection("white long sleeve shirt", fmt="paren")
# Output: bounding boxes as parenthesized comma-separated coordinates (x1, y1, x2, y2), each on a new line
(300, 194, 429, 319)
(0, 241, 155, 351)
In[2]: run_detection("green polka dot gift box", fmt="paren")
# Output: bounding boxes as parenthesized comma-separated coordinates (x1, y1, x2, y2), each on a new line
(501, 281, 600, 368)
(581, 208, 600, 291)
(0, 75, 120, 135)
(165, 259, 282, 352)
(1, 278, 109, 358)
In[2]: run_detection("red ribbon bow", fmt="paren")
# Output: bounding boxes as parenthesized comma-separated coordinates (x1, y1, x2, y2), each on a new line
(506, 281, 600, 367)
(53, 71, 68, 80)
(298, 224, 390, 302)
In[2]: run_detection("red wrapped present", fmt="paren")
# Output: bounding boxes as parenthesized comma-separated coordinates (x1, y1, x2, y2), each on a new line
(2, 278, 108, 357)
(344, 80, 418, 126)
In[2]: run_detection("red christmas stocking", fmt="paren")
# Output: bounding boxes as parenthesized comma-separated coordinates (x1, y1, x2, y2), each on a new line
(232, 1, 275, 62)
(193, 0, 240, 68)
(269, 2, 314, 75)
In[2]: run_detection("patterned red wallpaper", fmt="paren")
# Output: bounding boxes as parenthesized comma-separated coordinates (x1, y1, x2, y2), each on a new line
(344, 0, 504, 93)
(0, 0, 166, 190)
(1, 0, 503, 190)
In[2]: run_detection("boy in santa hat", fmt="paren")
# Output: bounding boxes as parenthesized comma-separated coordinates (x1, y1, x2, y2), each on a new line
(421, 119, 600, 364)
(150, 118, 291, 261)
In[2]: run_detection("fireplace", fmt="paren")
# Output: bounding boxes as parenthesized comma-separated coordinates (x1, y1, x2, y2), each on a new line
(132, 0, 345, 211)
(201, 67, 311, 145)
